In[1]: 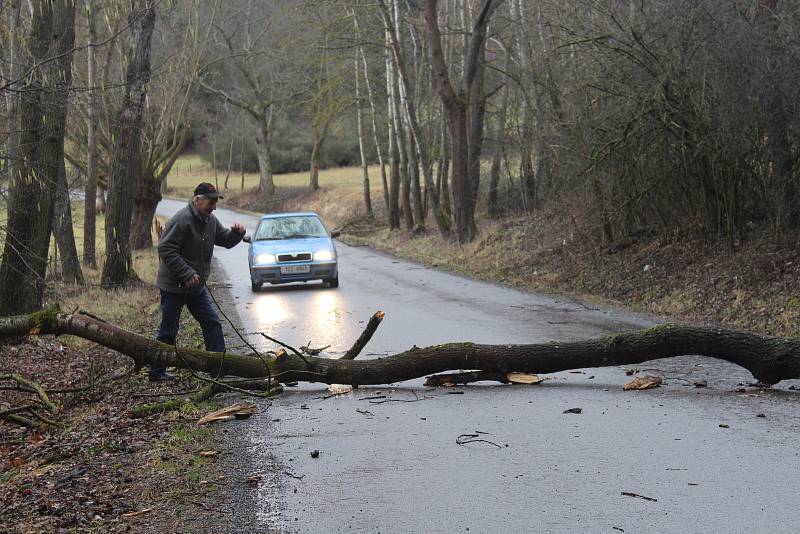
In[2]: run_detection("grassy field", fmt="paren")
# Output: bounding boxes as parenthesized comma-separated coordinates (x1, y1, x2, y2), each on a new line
(166, 153, 377, 199)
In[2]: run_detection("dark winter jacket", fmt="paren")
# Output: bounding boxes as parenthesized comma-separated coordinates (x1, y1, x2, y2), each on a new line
(156, 201, 243, 294)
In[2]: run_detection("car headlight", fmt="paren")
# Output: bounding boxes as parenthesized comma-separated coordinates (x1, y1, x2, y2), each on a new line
(314, 250, 336, 261)
(255, 253, 276, 265)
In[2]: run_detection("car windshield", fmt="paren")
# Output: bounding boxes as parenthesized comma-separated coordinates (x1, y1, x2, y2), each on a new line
(254, 216, 328, 240)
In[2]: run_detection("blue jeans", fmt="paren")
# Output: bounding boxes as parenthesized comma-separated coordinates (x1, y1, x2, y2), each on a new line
(151, 288, 226, 375)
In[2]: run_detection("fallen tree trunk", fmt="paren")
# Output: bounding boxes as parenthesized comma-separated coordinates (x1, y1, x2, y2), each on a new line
(3, 309, 800, 386)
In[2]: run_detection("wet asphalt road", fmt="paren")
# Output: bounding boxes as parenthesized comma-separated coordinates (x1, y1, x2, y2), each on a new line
(156, 199, 800, 534)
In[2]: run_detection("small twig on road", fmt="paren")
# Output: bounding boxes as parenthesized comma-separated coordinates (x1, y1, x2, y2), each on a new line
(284, 471, 305, 480)
(356, 408, 374, 416)
(456, 431, 503, 448)
(621, 491, 658, 502)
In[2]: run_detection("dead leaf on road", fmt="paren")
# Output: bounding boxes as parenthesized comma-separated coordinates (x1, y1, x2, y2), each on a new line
(197, 402, 257, 426)
(327, 384, 353, 396)
(506, 373, 542, 385)
(623, 375, 663, 391)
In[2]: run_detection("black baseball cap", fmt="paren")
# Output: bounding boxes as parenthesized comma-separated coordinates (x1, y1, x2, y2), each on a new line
(194, 182, 223, 199)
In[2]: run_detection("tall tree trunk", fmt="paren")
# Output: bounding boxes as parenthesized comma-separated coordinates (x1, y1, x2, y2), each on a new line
(52, 158, 84, 284)
(224, 135, 234, 190)
(129, 173, 162, 250)
(514, 0, 536, 210)
(425, 0, 500, 244)
(392, 77, 412, 230)
(309, 122, 329, 192)
(466, 43, 487, 238)
(388, 0, 416, 231)
(488, 57, 511, 218)
(211, 139, 218, 188)
(353, 31, 373, 216)
(3, 0, 22, 186)
(356, 23, 388, 216)
(101, 0, 156, 288)
(383, 0, 450, 237)
(240, 114, 246, 190)
(254, 110, 275, 196)
(386, 28, 401, 230)
(84, 0, 98, 267)
(130, 128, 188, 250)
(0, 0, 76, 315)
(436, 108, 451, 218)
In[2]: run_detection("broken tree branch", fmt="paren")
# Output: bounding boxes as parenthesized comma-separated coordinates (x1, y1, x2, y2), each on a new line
(1, 373, 60, 413)
(341, 311, 384, 360)
(3, 309, 800, 387)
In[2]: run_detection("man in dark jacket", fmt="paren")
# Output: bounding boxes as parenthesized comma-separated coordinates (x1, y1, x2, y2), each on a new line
(151, 182, 246, 381)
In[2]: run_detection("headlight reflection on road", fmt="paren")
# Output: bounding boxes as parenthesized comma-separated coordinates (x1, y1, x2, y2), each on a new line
(253, 293, 292, 329)
(307, 291, 344, 346)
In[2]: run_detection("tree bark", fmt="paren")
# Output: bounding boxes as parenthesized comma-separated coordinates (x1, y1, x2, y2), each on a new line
(51, 158, 84, 284)
(101, 0, 156, 288)
(0, 0, 76, 315)
(84, 0, 99, 267)
(425, 0, 501, 244)
(129, 173, 162, 250)
(3, 0, 22, 187)
(358, 32, 387, 216)
(488, 49, 511, 218)
(254, 110, 276, 196)
(386, 29, 401, 230)
(352, 15, 373, 217)
(4, 311, 800, 387)
(309, 122, 329, 192)
(129, 127, 188, 250)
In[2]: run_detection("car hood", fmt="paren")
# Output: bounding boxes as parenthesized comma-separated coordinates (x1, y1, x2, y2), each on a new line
(250, 236, 334, 255)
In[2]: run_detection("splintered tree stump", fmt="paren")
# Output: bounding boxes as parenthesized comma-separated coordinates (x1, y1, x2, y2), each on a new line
(2, 309, 800, 387)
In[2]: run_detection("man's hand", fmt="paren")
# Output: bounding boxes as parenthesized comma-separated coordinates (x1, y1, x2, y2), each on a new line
(231, 223, 246, 235)
(184, 274, 201, 289)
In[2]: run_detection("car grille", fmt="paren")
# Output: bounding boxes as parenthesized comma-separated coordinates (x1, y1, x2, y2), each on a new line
(277, 252, 312, 262)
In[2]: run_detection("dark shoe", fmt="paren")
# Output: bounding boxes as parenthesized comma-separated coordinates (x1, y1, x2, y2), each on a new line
(148, 371, 179, 383)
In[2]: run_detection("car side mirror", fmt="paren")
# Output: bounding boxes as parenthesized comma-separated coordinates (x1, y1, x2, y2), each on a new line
(330, 230, 341, 238)
(243, 235, 252, 243)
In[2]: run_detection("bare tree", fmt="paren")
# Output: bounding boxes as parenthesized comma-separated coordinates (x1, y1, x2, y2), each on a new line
(381, 0, 450, 236)
(425, 0, 502, 243)
(101, 0, 156, 288)
(201, 1, 302, 197)
(352, 12, 373, 216)
(129, 1, 218, 250)
(0, 0, 76, 314)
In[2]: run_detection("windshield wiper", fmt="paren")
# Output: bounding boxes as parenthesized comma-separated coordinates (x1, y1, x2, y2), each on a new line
(254, 237, 283, 241)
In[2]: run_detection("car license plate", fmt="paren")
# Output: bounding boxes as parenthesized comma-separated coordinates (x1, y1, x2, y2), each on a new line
(280, 265, 310, 274)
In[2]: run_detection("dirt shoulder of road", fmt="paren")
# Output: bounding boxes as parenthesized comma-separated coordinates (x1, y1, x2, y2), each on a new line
(0, 251, 245, 533)
(223, 184, 800, 338)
